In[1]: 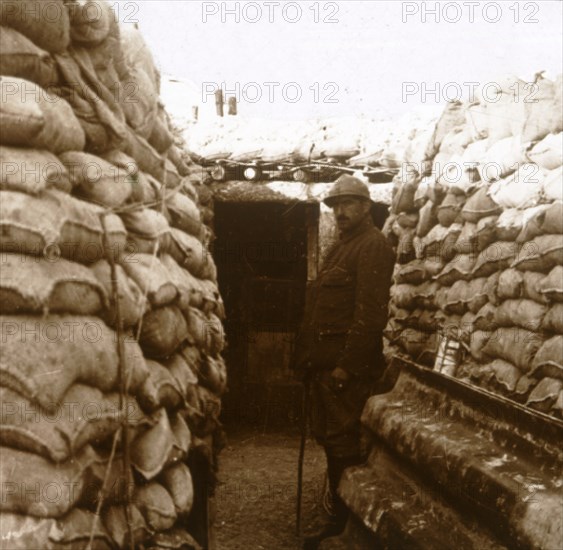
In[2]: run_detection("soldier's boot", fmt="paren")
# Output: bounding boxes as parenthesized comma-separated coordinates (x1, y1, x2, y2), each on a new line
(302, 455, 362, 550)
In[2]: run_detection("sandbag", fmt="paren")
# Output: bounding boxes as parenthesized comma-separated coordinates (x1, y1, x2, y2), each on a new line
(51, 508, 114, 549)
(165, 353, 197, 395)
(160, 463, 194, 515)
(469, 330, 491, 362)
(497, 205, 549, 242)
(134, 482, 177, 532)
(0, 253, 107, 315)
(477, 135, 528, 183)
(467, 277, 489, 314)
(0, 384, 145, 462)
(474, 303, 497, 332)
(537, 201, 563, 235)
(122, 253, 178, 307)
(488, 164, 544, 209)
(444, 280, 470, 315)
(453, 222, 477, 256)
(140, 306, 189, 359)
(139, 360, 184, 412)
(131, 409, 174, 480)
(526, 377, 563, 414)
(521, 271, 545, 303)
(160, 253, 199, 310)
(0, 76, 85, 153)
(166, 191, 203, 238)
(473, 215, 498, 252)
(200, 355, 227, 396)
(0, 514, 56, 549)
(68, 0, 113, 46)
(60, 150, 133, 207)
(539, 266, 563, 302)
(434, 254, 475, 286)
(395, 212, 419, 230)
(166, 228, 208, 279)
(121, 126, 166, 182)
(512, 235, 563, 273)
(0, 314, 149, 412)
(497, 268, 523, 300)
(0, 146, 71, 194)
(494, 299, 547, 331)
(102, 503, 150, 549)
(0, 189, 127, 264)
(485, 271, 502, 306)
(415, 200, 437, 238)
(149, 112, 175, 153)
(148, 528, 201, 550)
(527, 132, 563, 170)
(530, 336, 563, 380)
(421, 223, 461, 260)
(482, 327, 543, 372)
(90, 259, 146, 328)
(437, 191, 465, 227)
(168, 145, 191, 177)
(488, 359, 522, 393)
(397, 329, 437, 366)
(395, 259, 428, 285)
(121, 208, 172, 254)
(0, 26, 58, 89)
(461, 186, 502, 223)
(164, 158, 182, 189)
(185, 308, 224, 357)
(0, 445, 97, 517)
(472, 241, 519, 278)
(168, 413, 192, 464)
(543, 166, 563, 201)
(0, 0, 70, 53)
(391, 181, 416, 214)
(397, 228, 416, 264)
(520, 75, 563, 142)
(542, 304, 563, 334)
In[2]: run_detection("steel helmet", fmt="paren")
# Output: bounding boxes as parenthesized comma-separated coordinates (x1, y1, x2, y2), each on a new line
(322, 175, 371, 207)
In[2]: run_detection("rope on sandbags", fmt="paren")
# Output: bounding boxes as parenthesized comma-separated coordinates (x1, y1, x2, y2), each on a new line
(99, 211, 135, 550)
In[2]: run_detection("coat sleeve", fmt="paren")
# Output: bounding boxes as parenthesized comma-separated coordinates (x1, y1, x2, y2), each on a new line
(336, 235, 395, 377)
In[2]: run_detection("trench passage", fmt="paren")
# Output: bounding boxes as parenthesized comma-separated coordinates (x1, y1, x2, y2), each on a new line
(213, 428, 329, 549)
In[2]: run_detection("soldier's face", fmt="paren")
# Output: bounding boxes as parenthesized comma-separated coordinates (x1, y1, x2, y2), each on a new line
(331, 197, 371, 232)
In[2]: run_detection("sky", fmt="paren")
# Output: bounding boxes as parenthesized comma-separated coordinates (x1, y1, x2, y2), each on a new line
(116, 0, 563, 121)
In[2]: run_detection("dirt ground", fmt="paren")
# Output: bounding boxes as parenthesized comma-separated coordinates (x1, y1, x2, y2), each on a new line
(213, 427, 334, 550)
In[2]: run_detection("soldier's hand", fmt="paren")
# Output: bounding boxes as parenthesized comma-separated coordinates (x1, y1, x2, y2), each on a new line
(330, 367, 350, 392)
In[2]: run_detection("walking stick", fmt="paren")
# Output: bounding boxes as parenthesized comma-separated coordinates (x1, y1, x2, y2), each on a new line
(296, 375, 311, 536)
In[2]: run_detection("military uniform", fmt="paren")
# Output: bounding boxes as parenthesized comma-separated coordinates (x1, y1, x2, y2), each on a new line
(295, 215, 395, 458)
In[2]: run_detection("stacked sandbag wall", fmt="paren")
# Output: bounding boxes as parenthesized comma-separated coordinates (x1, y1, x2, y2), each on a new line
(1, 2, 226, 548)
(383, 75, 563, 421)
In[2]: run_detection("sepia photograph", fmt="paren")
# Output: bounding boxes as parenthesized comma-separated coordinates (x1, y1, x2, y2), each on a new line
(0, 1, 562, 549)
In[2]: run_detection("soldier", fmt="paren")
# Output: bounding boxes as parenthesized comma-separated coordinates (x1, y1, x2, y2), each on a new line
(295, 175, 395, 549)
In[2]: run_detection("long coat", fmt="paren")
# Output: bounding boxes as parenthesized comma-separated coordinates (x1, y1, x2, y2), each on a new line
(294, 215, 395, 457)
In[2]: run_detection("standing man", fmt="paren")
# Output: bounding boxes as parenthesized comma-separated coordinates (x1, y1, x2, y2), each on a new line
(294, 175, 395, 549)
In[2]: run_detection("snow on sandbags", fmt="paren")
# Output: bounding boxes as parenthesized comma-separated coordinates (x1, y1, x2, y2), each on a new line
(385, 71, 563, 418)
(527, 132, 563, 170)
(0, 76, 85, 153)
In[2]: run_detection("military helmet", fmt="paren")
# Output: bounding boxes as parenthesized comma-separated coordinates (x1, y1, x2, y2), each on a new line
(322, 175, 371, 207)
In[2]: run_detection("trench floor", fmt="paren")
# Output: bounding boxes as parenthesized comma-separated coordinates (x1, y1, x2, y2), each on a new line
(213, 427, 341, 550)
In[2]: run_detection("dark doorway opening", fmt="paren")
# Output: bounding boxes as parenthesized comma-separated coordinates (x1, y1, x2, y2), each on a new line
(213, 200, 318, 431)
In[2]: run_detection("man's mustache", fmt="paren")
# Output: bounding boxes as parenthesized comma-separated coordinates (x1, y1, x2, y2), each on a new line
(337, 217, 349, 222)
